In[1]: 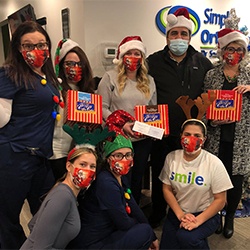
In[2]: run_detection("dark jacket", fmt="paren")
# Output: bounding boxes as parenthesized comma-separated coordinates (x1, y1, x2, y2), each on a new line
(147, 45, 213, 136)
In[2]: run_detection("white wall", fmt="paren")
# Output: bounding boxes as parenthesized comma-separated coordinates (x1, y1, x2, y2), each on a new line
(0, 0, 249, 76)
(0, 0, 85, 65)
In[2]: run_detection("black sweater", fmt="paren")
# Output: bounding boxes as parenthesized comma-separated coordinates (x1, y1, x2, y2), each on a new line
(147, 45, 213, 136)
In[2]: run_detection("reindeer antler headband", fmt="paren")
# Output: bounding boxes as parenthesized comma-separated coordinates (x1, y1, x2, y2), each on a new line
(63, 124, 115, 161)
(176, 92, 216, 135)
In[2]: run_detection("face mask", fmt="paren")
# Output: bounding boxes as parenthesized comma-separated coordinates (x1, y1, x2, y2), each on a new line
(123, 56, 142, 71)
(181, 136, 203, 154)
(110, 159, 133, 175)
(64, 65, 82, 82)
(70, 167, 95, 189)
(169, 39, 189, 56)
(223, 52, 242, 66)
(22, 49, 49, 68)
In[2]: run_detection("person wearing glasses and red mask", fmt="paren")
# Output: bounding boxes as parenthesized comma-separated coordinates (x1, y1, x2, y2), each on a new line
(0, 21, 61, 249)
(204, 9, 250, 239)
(49, 39, 96, 182)
(67, 113, 159, 250)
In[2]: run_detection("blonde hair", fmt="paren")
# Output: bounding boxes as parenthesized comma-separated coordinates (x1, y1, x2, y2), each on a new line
(117, 53, 151, 98)
(68, 147, 98, 163)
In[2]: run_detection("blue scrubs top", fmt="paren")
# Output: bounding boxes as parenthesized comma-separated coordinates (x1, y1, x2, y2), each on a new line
(0, 68, 59, 158)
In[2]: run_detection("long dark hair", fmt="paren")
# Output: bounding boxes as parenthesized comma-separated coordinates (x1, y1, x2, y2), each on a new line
(58, 46, 95, 101)
(3, 21, 59, 89)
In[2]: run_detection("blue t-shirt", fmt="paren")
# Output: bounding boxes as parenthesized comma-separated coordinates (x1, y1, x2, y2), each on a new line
(0, 68, 59, 158)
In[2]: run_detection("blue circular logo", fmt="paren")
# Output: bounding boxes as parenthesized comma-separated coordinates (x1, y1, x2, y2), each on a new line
(155, 5, 200, 36)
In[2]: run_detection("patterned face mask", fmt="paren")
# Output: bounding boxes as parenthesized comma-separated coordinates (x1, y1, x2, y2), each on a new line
(22, 49, 49, 68)
(64, 65, 82, 82)
(70, 167, 95, 189)
(223, 52, 243, 66)
(123, 56, 142, 71)
(110, 159, 133, 175)
(181, 135, 203, 154)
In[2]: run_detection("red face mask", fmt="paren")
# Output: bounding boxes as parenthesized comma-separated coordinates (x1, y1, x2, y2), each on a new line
(181, 136, 203, 153)
(22, 49, 49, 68)
(64, 65, 82, 82)
(123, 56, 142, 71)
(70, 167, 95, 189)
(110, 159, 133, 175)
(223, 52, 242, 66)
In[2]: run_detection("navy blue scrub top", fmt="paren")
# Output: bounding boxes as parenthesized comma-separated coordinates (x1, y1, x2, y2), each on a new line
(0, 68, 59, 158)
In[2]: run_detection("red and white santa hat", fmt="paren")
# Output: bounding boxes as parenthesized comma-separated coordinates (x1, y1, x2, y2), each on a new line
(165, 7, 193, 35)
(218, 28, 249, 50)
(113, 36, 146, 64)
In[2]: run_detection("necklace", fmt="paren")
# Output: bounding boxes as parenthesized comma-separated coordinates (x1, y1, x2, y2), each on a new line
(124, 188, 132, 214)
(225, 74, 238, 83)
(40, 77, 64, 120)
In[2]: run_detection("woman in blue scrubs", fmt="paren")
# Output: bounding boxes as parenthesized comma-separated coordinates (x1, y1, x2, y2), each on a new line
(0, 21, 61, 249)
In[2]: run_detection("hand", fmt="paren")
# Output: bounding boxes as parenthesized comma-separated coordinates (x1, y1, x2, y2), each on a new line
(181, 213, 197, 223)
(123, 122, 139, 139)
(233, 85, 250, 94)
(180, 220, 199, 231)
(148, 239, 159, 250)
(211, 119, 234, 126)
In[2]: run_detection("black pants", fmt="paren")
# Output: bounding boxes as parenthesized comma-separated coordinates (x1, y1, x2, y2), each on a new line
(49, 157, 67, 182)
(218, 141, 244, 217)
(150, 135, 181, 216)
(126, 138, 153, 204)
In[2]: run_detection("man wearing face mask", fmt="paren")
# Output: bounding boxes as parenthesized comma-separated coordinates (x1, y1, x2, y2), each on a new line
(147, 7, 213, 228)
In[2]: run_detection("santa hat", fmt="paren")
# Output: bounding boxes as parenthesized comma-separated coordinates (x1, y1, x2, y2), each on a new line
(54, 38, 79, 76)
(113, 36, 146, 64)
(165, 7, 193, 35)
(218, 28, 249, 50)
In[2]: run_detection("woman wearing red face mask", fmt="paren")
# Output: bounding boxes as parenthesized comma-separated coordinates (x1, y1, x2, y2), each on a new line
(159, 119, 233, 249)
(20, 145, 97, 249)
(49, 39, 96, 182)
(0, 21, 61, 249)
(204, 10, 250, 239)
(97, 36, 157, 204)
(67, 133, 159, 250)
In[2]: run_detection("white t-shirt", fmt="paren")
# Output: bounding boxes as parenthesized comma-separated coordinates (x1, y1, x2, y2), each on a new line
(159, 149, 233, 213)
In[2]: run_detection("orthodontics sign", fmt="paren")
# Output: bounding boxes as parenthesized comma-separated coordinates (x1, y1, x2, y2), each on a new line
(155, 5, 230, 58)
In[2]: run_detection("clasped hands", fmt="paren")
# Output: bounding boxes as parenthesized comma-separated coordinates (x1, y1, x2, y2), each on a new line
(179, 213, 200, 231)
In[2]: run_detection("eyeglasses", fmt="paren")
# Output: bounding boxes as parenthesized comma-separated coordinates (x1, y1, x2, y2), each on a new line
(225, 47, 245, 54)
(21, 42, 48, 52)
(64, 61, 82, 67)
(111, 152, 134, 160)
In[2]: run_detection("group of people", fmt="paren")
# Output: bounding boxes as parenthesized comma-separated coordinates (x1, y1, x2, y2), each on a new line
(0, 6, 249, 250)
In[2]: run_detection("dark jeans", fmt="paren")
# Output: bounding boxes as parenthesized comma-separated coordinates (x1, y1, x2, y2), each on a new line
(0, 143, 52, 249)
(160, 209, 220, 249)
(69, 223, 155, 249)
(150, 136, 181, 216)
(49, 157, 67, 182)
